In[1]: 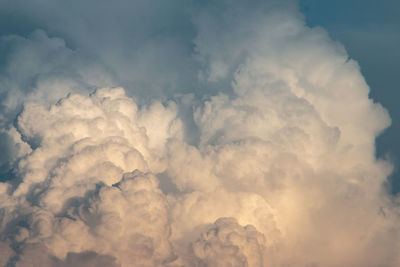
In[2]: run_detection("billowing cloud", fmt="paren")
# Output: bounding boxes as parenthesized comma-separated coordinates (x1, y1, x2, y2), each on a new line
(0, 0, 399, 266)
(1, 88, 181, 266)
(192, 217, 267, 267)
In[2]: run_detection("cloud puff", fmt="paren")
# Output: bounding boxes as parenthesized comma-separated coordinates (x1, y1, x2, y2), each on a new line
(0, 29, 116, 177)
(0, 88, 181, 266)
(0, 0, 399, 266)
(192, 218, 267, 267)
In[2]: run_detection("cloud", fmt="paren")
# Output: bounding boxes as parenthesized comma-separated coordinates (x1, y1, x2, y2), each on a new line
(0, 88, 180, 266)
(192, 217, 267, 267)
(0, 29, 115, 122)
(0, 0, 399, 266)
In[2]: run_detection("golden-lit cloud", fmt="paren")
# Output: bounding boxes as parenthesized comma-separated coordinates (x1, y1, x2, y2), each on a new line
(0, 0, 398, 266)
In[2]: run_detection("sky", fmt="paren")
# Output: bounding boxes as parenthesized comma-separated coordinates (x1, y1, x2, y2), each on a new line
(0, 0, 399, 266)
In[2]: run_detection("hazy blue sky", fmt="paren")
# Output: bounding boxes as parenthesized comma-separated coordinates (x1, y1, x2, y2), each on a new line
(301, 0, 400, 193)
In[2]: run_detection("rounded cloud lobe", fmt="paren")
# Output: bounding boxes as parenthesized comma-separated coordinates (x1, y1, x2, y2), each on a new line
(0, 0, 399, 266)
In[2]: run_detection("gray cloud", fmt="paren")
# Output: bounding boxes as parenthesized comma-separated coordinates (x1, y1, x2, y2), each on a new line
(0, 0, 399, 266)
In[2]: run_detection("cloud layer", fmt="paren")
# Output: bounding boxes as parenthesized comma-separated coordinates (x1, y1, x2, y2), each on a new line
(0, 0, 399, 266)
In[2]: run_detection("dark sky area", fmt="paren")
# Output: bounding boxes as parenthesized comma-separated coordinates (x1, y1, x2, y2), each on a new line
(301, 0, 400, 193)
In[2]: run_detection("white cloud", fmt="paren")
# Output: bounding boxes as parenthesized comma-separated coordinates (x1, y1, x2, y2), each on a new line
(0, 0, 398, 266)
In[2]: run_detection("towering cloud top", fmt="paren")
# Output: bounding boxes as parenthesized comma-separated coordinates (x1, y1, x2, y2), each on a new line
(0, 0, 398, 266)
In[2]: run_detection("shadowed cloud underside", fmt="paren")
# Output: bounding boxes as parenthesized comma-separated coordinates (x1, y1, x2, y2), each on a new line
(0, 0, 398, 266)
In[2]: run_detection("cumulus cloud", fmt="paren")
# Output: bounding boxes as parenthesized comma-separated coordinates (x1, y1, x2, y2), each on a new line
(192, 217, 267, 267)
(0, 88, 182, 266)
(0, 0, 399, 266)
